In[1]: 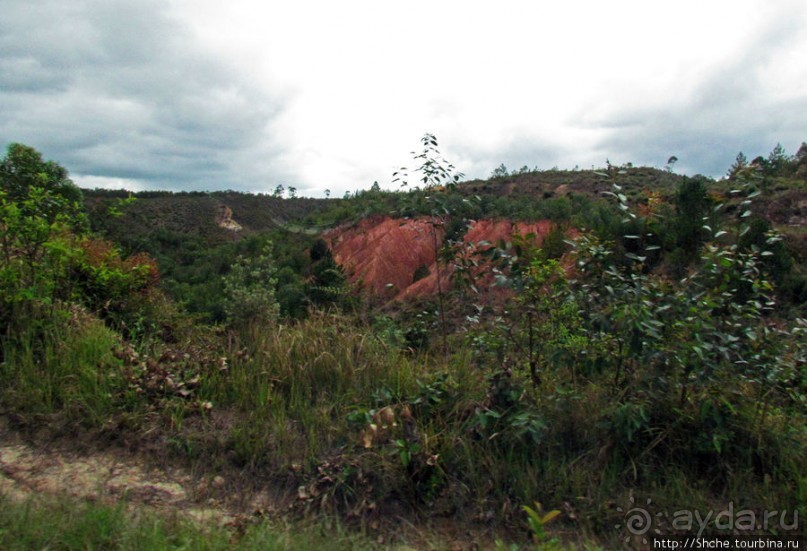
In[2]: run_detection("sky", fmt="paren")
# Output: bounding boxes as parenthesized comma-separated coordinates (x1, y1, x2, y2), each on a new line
(2, 0, 806, 197)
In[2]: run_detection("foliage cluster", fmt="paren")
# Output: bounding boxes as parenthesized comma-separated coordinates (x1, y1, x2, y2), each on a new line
(0, 144, 159, 342)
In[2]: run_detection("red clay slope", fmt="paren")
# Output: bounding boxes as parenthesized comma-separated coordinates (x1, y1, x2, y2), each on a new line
(325, 216, 559, 300)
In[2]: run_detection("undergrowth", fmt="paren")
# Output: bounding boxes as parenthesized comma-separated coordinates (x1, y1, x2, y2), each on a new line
(0, 494, 380, 551)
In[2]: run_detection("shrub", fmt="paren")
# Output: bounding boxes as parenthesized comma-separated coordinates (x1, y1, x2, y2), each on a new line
(222, 244, 279, 330)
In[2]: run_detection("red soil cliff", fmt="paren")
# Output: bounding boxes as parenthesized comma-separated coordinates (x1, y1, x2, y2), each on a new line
(325, 217, 562, 300)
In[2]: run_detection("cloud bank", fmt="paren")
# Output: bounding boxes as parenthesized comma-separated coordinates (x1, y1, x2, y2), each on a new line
(1, 0, 289, 192)
(1, 0, 805, 196)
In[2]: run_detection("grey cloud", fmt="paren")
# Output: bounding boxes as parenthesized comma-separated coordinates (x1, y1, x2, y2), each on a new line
(0, 57, 65, 92)
(0, 0, 290, 191)
(579, 12, 807, 177)
(453, 136, 572, 180)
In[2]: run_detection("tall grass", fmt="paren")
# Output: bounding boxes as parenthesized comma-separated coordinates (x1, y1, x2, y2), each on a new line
(195, 312, 441, 468)
(1, 307, 803, 544)
(0, 310, 125, 424)
(0, 494, 380, 551)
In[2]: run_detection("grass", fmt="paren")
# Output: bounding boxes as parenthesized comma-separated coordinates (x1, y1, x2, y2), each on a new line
(0, 310, 125, 422)
(0, 493, 611, 550)
(0, 494, 384, 551)
(190, 311, 438, 469)
(1, 305, 804, 547)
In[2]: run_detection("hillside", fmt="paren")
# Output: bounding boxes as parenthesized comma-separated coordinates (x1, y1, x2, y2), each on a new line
(83, 160, 807, 317)
(84, 190, 332, 246)
(86, 163, 807, 251)
(3, 142, 805, 549)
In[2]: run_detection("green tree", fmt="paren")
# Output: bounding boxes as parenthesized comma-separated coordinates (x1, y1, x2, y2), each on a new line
(0, 145, 88, 331)
(393, 134, 464, 355)
(767, 143, 790, 175)
(727, 152, 748, 179)
(307, 246, 347, 307)
(0, 143, 86, 230)
(738, 217, 793, 287)
(309, 238, 330, 262)
(795, 142, 807, 178)
(222, 244, 279, 330)
(674, 176, 711, 259)
(0, 144, 157, 337)
(518, 257, 585, 388)
(491, 163, 509, 178)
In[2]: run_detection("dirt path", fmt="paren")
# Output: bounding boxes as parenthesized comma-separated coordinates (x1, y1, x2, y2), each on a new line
(0, 441, 187, 505)
(0, 426, 278, 527)
(0, 420, 495, 550)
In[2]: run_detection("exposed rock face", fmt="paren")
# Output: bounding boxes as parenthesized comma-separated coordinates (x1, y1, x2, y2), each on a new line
(216, 204, 243, 232)
(325, 216, 561, 300)
(326, 216, 443, 298)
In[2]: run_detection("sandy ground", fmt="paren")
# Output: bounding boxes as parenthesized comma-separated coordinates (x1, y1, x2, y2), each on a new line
(0, 419, 498, 550)
(0, 422, 282, 527)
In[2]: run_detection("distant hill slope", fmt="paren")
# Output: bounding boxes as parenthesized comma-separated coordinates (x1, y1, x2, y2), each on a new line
(459, 166, 683, 198)
(81, 167, 682, 242)
(84, 165, 805, 245)
(82, 165, 806, 311)
(84, 190, 332, 248)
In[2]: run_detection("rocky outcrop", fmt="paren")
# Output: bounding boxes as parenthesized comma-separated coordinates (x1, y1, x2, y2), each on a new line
(216, 204, 243, 232)
(325, 216, 563, 300)
(326, 216, 443, 298)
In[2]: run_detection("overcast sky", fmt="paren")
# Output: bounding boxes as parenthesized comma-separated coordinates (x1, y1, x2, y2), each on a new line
(2, 1, 806, 196)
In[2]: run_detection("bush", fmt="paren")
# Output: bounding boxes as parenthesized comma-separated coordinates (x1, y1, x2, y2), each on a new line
(222, 244, 279, 330)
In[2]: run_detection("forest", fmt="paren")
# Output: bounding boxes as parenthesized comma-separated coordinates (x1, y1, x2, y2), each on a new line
(0, 137, 805, 549)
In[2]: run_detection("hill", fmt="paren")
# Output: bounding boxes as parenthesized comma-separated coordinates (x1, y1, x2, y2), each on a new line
(82, 158, 807, 319)
(2, 142, 805, 548)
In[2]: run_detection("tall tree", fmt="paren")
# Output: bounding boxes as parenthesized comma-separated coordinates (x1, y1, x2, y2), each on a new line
(674, 176, 711, 258)
(727, 151, 748, 179)
(0, 143, 85, 229)
(767, 143, 789, 175)
(796, 142, 807, 177)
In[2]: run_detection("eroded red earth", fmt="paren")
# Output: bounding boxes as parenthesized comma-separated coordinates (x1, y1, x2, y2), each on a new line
(326, 216, 563, 300)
